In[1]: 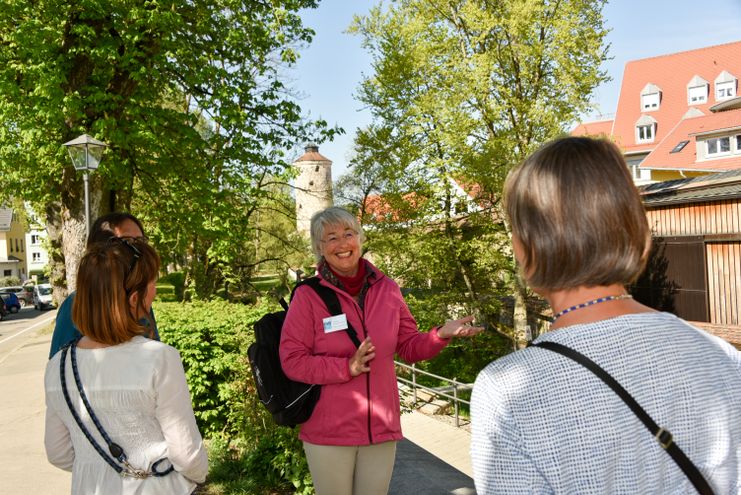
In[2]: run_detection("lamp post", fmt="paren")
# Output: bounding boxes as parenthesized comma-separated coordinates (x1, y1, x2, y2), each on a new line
(63, 134, 107, 239)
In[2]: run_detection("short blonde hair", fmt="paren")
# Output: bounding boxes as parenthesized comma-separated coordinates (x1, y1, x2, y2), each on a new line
(504, 136, 650, 291)
(310, 207, 365, 262)
(72, 239, 160, 345)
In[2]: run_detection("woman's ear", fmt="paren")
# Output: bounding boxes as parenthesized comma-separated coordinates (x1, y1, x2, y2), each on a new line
(128, 291, 139, 313)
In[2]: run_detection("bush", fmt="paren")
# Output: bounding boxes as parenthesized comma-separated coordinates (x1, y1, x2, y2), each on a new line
(160, 271, 185, 301)
(0, 276, 21, 287)
(404, 293, 511, 385)
(154, 299, 313, 494)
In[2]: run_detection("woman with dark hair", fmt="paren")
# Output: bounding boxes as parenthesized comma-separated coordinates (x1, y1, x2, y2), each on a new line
(44, 239, 207, 494)
(49, 211, 159, 358)
(471, 136, 741, 494)
(280, 206, 482, 495)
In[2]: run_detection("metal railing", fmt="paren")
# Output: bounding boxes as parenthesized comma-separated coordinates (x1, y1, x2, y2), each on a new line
(395, 361, 473, 428)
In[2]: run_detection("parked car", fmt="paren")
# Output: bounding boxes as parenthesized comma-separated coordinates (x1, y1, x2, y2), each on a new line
(0, 286, 34, 308)
(0, 291, 21, 313)
(33, 283, 54, 310)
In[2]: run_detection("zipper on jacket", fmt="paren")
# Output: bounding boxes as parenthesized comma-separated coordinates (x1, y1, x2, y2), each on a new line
(322, 275, 378, 445)
(359, 306, 373, 445)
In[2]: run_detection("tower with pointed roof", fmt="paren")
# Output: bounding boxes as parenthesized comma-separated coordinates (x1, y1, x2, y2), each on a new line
(293, 143, 333, 235)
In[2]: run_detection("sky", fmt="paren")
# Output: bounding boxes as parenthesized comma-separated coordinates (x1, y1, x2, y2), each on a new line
(290, 0, 741, 178)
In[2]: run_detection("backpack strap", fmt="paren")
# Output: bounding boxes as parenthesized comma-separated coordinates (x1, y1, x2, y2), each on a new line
(295, 277, 362, 349)
(531, 341, 714, 495)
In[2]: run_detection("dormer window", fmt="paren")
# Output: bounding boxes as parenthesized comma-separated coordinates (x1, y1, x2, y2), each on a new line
(640, 83, 661, 111)
(706, 136, 730, 157)
(715, 71, 737, 101)
(687, 75, 709, 105)
(635, 115, 657, 144)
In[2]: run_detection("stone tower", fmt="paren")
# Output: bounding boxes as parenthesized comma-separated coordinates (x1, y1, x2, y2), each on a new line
(293, 143, 333, 235)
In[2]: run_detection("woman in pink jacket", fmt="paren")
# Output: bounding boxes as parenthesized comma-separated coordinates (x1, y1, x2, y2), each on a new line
(280, 206, 481, 495)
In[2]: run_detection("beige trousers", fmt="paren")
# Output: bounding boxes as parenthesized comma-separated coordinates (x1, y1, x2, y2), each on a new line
(303, 440, 397, 495)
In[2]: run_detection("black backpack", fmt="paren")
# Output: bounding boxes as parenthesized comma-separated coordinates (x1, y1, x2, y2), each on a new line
(248, 277, 361, 427)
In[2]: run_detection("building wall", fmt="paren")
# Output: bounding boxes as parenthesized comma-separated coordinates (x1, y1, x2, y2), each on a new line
(0, 211, 28, 279)
(26, 228, 48, 276)
(649, 169, 706, 183)
(294, 160, 333, 235)
(645, 199, 741, 327)
(646, 199, 741, 236)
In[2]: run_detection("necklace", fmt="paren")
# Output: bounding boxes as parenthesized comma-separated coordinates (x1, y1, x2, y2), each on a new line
(552, 294, 633, 321)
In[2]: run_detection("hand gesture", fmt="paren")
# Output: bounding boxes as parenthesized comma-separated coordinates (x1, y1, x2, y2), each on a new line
(437, 315, 484, 339)
(349, 337, 376, 377)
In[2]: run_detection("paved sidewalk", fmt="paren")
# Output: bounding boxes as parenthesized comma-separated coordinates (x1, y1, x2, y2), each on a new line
(390, 411, 477, 494)
(0, 330, 71, 494)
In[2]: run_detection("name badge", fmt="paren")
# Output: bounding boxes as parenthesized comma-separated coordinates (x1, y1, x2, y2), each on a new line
(323, 314, 349, 333)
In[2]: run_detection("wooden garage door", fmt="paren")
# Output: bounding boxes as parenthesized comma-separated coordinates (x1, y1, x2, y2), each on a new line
(706, 242, 741, 325)
(632, 236, 708, 322)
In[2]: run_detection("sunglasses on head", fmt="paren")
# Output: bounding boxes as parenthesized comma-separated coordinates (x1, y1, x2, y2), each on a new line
(107, 236, 142, 275)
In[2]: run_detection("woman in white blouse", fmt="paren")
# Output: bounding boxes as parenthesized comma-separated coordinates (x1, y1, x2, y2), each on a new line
(44, 237, 208, 494)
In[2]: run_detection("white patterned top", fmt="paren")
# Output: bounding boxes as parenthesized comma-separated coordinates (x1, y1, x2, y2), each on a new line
(471, 312, 741, 494)
(45, 336, 208, 495)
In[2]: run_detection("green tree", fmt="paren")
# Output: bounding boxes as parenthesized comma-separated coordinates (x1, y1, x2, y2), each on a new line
(348, 0, 610, 346)
(0, 0, 337, 298)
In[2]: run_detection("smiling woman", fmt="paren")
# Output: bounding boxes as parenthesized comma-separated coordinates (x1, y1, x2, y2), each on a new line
(280, 206, 482, 495)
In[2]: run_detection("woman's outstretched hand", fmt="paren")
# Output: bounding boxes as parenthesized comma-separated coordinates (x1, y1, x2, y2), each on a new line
(437, 315, 484, 339)
(349, 337, 376, 377)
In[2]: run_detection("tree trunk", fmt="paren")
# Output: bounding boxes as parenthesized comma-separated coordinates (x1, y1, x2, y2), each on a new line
(46, 172, 105, 300)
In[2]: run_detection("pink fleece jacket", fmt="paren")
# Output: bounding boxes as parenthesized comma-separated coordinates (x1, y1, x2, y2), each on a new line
(279, 262, 449, 446)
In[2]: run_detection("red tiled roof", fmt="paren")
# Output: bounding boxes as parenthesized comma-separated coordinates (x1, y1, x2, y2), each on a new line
(362, 193, 423, 222)
(570, 119, 613, 137)
(640, 107, 741, 171)
(611, 41, 741, 153)
(295, 150, 331, 163)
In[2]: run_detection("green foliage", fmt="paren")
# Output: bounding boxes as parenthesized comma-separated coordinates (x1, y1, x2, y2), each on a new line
(155, 299, 312, 493)
(345, 0, 610, 344)
(155, 299, 273, 437)
(0, 276, 21, 287)
(0, 0, 338, 299)
(403, 292, 512, 385)
(159, 271, 185, 301)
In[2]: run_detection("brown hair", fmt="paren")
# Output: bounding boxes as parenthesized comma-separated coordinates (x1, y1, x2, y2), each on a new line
(88, 212, 146, 246)
(504, 136, 651, 291)
(72, 238, 160, 345)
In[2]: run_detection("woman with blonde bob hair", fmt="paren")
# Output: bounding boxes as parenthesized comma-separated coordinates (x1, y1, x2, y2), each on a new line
(471, 137, 741, 494)
(44, 239, 208, 494)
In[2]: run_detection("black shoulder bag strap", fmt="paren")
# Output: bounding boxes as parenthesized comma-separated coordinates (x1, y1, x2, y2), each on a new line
(294, 277, 362, 348)
(531, 341, 714, 495)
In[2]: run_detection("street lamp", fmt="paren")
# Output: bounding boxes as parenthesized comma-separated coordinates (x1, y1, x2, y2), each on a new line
(63, 134, 107, 238)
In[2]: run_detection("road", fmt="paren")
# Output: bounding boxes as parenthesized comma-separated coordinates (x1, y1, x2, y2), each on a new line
(0, 307, 71, 494)
(0, 307, 56, 361)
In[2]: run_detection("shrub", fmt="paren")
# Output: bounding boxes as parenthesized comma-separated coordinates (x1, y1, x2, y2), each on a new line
(154, 299, 312, 494)
(0, 276, 21, 287)
(160, 271, 185, 301)
(404, 292, 511, 385)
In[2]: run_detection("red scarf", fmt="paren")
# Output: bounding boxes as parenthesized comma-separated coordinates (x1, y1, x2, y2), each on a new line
(329, 260, 367, 297)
